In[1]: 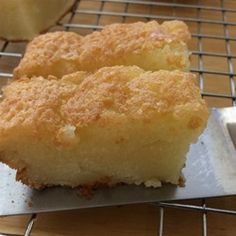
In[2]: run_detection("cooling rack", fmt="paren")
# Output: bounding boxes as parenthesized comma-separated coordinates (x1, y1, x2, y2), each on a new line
(0, 0, 236, 235)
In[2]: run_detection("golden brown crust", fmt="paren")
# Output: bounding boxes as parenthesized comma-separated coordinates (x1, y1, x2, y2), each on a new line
(17, 172, 113, 193)
(2, 66, 207, 135)
(13, 20, 191, 79)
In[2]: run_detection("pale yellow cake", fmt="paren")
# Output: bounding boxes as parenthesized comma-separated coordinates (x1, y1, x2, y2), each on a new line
(0, 66, 208, 189)
(13, 20, 191, 79)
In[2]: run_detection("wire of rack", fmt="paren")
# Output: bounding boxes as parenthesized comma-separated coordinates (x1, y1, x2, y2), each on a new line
(0, 0, 236, 235)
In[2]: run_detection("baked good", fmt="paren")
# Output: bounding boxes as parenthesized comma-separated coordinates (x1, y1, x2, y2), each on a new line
(0, 66, 208, 189)
(14, 20, 191, 79)
(0, 0, 75, 41)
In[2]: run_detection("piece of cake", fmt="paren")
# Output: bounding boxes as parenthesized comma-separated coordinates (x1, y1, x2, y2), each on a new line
(0, 66, 208, 189)
(0, 0, 76, 41)
(13, 20, 191, 79)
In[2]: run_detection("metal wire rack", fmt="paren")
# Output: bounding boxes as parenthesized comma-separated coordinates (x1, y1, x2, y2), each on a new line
(0, 0, 236, 235)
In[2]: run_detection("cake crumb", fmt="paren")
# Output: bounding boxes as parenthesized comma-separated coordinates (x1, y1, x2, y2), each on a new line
(28, 201, 33, 208)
